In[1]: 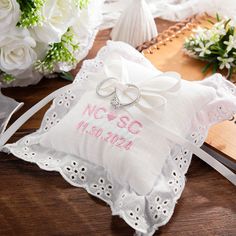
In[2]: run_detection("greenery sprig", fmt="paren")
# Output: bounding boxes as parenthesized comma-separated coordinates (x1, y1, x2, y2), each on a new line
(16, 0, 45, 27)
(0, 71, 15, 84)
(74, 0, 89, 9)
(0, 0, 93, 85)
(35, 28, 79, 74)
(184, 14, 236, 79)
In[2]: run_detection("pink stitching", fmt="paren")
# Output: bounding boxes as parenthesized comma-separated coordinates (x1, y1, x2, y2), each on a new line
(107, 112, 117, 121)
(76, 120, 134, 151)
(117, 116, 130, 129)
(81, 103, 144, 136)
(94, 107, 107, 119)
(128, 121, 143, 135)
(82, 104, 96, 116)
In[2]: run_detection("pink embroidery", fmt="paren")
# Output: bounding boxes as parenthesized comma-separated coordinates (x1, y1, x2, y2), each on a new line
(77, 120, 133, 151)
(117, 115, 130, 129)
(107, 112, 117, 122)
(128, 121, 143, 135)
(82, 104, 96, 116)
(94, 107, 106, 119)
(79, 103, 144, 150)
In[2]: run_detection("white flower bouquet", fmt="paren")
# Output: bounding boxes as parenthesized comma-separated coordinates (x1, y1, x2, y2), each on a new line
(184, 15, 236, 79)
(0, 0, 103, 87)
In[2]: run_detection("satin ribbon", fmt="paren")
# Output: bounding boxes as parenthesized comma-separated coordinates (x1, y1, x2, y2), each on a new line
(0, 88, 24, 134)
(0, 84, 74, 146)
(0, 68, 235, 186)
(100, 59, 236, 185)
(101, 58, 182, 110)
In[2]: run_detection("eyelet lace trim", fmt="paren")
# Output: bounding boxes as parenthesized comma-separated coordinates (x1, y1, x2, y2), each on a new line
(3, 42, 236, 235)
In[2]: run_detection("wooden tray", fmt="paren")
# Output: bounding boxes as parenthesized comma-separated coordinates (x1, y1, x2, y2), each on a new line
(140, 14, 236, 164)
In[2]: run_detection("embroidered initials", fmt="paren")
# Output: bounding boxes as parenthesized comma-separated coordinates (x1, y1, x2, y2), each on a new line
(82, 104, 143, 135)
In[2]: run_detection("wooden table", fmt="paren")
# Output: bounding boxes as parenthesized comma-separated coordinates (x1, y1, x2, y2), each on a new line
(1, 19, 235, 236)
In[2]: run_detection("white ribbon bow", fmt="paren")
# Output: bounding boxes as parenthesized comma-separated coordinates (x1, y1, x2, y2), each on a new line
(97, 58, 182, 110)
(0, 58, 235, 186)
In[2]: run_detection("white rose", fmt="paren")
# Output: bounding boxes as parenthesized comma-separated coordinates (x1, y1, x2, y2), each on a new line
(1, 66, 43, 87)
(71, 0, 103, 61)
(0, 28, 37, 77)
(72, 0, 102, 41)
(32, 0, 79, 44)
(0, 0, 20, 33)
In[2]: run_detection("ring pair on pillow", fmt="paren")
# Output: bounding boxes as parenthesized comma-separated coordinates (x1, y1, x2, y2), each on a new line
(1, 41, 236, 235)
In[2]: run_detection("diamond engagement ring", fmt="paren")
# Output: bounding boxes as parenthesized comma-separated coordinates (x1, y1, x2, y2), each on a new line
(96, 78, 141, 109)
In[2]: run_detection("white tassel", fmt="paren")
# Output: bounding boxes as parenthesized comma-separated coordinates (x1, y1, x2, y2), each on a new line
(111, 0, 158, 48)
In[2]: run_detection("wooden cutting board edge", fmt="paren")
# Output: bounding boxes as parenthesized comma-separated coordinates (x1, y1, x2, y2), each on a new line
(139, 13, 236, 164)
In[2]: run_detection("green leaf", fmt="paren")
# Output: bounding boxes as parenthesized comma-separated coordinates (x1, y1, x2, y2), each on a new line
(16, 0, 45, 27)
(184, 14, 236, 77)
(227, 67, 233, 80)
(74, 0, 89, 9)
(224, 19, 232, 28)
(60, 72, 74, 81)
(212, 62, 218, 73)
(207, 19, 215, 25)
(1, 72, 15, 84)
(202, 62, 212, 74)
(35, 28, 80, 74)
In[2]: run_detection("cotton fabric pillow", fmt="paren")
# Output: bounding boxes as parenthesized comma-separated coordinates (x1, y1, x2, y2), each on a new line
(2, 41, 236, 235)
(38, 55, 221, 196)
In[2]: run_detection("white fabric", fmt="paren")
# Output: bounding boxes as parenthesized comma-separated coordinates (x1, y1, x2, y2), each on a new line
(1, 0, 103, 88)
(1, 41, 236, 235)
(1, 63, 234, 189)
(0, 0, 103, 136)
(101, 0, 236, 29)
(37, 51, 233, 196)
(110, 0, 158, 47)
(0, 88, 23, 134)
(0, 84, 73, 145)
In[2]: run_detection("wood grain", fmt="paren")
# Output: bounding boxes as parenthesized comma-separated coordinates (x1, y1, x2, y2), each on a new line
(143, 15, 236, 163)
(0, 18, 236, 236)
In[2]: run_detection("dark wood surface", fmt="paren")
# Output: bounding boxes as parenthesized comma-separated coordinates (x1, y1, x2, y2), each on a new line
(1, 19, 236, 236)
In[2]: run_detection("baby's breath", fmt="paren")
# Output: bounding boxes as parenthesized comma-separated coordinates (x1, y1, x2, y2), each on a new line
(74, 0, 89, 9)
(0, 71, 15, 84)
(35, 28, 79, 74)
(16, 0, 45, 27)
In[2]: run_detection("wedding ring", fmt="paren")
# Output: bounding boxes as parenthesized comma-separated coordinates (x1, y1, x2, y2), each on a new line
(96, 78, 141, 109)
(96, 77, 117, 97)
(111, 84, 141, 109)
